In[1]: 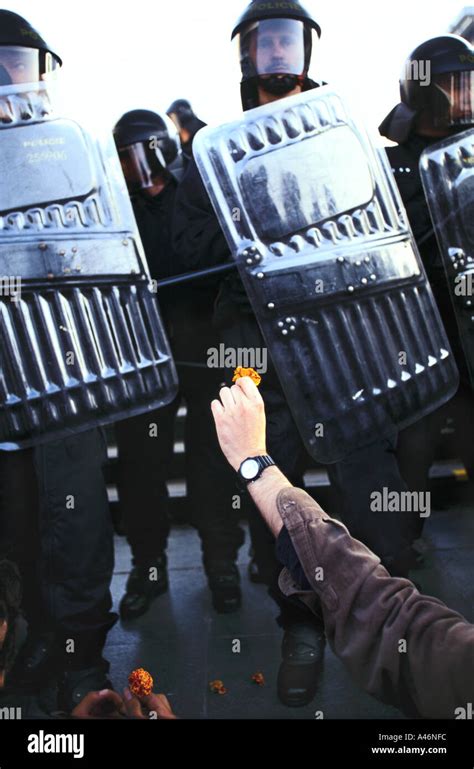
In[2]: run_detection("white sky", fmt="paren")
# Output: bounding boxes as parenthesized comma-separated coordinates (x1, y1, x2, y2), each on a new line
(3, 0, 461, 139)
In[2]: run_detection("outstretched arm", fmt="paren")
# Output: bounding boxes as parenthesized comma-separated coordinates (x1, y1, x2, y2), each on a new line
(210, 378, 474, 719)
(211, 377, 292, 536)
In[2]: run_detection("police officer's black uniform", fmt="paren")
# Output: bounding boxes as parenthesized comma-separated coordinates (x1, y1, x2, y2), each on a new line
(173, 0, 416, 707)
(113, 111, 244, 618)
(0, 10, 116, 713)
(380, 34, 474, 514)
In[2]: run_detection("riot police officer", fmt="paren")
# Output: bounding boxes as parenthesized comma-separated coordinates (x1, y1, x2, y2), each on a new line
(0, 10, 116, 713)
(166, 99, 206, 166)
(173, 0, 419, 707)
(113, 110, 244, 617)
(380, 35, 474, 513)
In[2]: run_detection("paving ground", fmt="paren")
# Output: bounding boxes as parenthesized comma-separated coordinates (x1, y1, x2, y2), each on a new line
(105, 479, 474, 720)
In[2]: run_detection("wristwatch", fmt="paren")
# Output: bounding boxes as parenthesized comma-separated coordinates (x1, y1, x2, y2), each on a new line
(237, 455, 275, 488)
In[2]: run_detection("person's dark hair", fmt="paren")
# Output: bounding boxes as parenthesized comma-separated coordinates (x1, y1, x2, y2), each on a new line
(0, 560, 22, 673)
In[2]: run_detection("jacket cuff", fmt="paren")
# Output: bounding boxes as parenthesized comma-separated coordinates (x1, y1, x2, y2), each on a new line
(275, 486, 381, 613)
(276, 487, 329, 530)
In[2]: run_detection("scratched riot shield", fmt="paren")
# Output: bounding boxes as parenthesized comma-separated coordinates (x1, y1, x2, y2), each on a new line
(0, 83, 178, 450)
(420, 128, 474, 389)
(194, 87, 459, 462)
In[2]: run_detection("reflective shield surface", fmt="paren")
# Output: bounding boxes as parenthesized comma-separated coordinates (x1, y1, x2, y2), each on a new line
(0, 84, 178, 449)
(194, 87, 458, 462)
(420, 127, 474, 389)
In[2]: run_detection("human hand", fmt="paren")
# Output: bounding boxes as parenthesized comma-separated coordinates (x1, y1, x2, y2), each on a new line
(211, 376, 266, 471)
(122, 688, 177, 720)
(71, 689, 125, 719)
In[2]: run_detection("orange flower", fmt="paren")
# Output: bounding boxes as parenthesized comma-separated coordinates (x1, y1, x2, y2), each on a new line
(209, 679, 227, 695)
(128, 668, 154, 697)
(232, 367, 262, 387)
(251, 672, 265, 686)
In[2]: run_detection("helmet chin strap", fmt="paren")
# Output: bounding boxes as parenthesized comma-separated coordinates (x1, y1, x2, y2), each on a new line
(258, 73, 304, 96)
(240, 73, 308, 111)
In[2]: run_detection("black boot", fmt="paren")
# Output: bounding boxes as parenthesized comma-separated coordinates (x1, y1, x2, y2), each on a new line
(57, 659, 112, 714)
(248, 557, 265, 583)
(205, 560, 241, 614)
(277, 621, 325, 707)
(247, 557, 278, 585)
(119, 555, 168, 621)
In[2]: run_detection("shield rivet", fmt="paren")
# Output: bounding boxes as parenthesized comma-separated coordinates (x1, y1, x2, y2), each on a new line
(39, 243, 47, 251)
(256, 272, 264, 280)
(122, 239, 129, 246)
(246, 258, 253, 265)
(290, 325, 296, 331)
(347, 285, 355, 293)
(370, 274, 377, 281)
(267, 303, 275, 309)
(278, 321, 284, 328)
(355, 260, 362, 267)
(282, 329, 288, 336)
(364, 257, 370, 263)
(361, 278, 368, 285)
(337, 256, 344, 264)
(59, 250, 66, 256)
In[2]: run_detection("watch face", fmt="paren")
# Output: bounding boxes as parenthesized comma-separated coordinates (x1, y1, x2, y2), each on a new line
(241, 458, 260, 480)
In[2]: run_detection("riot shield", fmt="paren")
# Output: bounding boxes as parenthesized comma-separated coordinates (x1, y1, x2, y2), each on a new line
(420, 128, 474, 388)
(193, 87, 459, 463)
(0, 83, 178, 450)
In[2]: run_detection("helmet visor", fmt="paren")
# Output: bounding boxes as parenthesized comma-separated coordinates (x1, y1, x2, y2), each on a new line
(0, 46, 59, 86)
(118, 141, 167, 193)
(238, 19, 306, 79)
(431, 70, 474, 128)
